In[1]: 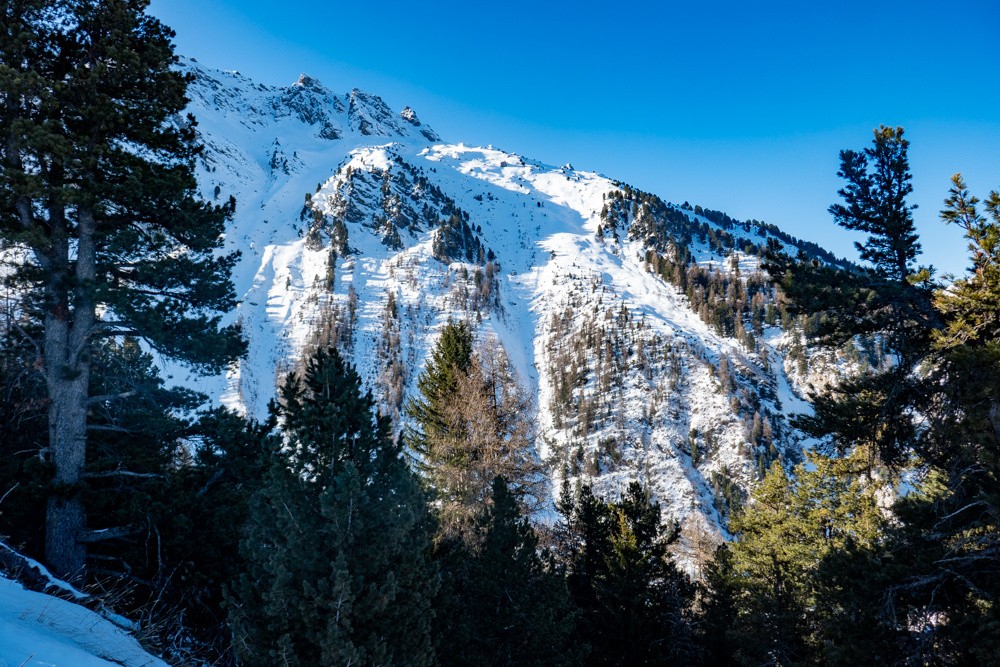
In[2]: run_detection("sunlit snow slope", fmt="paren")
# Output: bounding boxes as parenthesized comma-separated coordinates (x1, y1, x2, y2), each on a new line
(179, 58, 839, 539)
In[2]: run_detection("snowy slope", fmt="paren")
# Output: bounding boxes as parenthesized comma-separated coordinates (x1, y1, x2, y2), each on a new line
(177, 58, 843, 540)
(0, 574, 166, 667)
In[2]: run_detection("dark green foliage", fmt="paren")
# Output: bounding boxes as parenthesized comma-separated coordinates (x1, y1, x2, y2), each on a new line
(144, 407, 270, 660)
(0, 329, 267, 661)
(405, 320, 475, 475)
(765, 128, 936, 363)
(434, 477, 579, 667)
(406, 321, 543, 534)
(829, 126, 920, 282)
(697, 544, 738, 665)
(0, 327, 50, 556)
(559, 482, 695, 666)
(764, 126, 937, 469)
(0, 0, 245, 370)
(869, 175, 1000, 662)
(230, 348, 437, 666)
(1, 0, 244, 577)
(750, 132, 1000, 662)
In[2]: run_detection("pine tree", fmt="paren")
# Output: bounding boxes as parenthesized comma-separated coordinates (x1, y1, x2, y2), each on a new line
(0, 313, 263, 659)
(764, 126, 937, 469)
(761, 133, 1000, 660)
(560, 483, 695, 666)
(230, 348, 436, 666)
(149, 406, 271, 661)
(405, 319, 474, 468)
(434, 477, 579, 667)
(0, 0, 244, 578)
(707, 454, 886, 666)
(407, 323, 543, 533)
(866, 174, 1000, 661)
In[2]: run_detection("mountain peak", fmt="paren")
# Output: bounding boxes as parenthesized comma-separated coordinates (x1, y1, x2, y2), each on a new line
(400, 105, 441, 142)
(179, 61, 832, 538)
(345, 88, 430, 139)
(294, 73, 324, 90)
(400, 106, 420, 125)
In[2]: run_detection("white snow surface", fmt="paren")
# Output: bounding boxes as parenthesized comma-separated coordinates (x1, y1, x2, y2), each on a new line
(0, 574, 166, 667)
(168, 58, 835, 543)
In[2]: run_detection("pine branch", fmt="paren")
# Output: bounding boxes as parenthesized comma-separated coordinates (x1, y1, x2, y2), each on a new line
(80, 470, 162, 481)
(87, 391, 136, 406)
(86, 424, 134, 434)
(195, 468, 225, 498)
(77, 526, 135, 544)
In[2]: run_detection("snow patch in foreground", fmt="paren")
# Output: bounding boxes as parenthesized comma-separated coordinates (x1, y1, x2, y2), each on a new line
(0, 575, 165, 667)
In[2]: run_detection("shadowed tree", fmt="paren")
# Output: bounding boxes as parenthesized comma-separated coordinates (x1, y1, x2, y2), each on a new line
(0, 0, 244, 578)
(230, 348, 437, 666)
(434, 476, 579, 667)
(560, 483, 695, 666)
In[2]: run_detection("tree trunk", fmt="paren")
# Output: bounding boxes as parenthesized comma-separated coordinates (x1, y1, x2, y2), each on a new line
(989, 398, 1000, 447)
(42, 207, 96, 581)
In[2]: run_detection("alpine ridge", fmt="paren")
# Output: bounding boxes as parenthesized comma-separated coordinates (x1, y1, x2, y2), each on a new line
(177, 57, 850, 548)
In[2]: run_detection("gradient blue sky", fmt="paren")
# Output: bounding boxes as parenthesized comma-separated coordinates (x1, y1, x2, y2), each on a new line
(148, 0, 1000, 276)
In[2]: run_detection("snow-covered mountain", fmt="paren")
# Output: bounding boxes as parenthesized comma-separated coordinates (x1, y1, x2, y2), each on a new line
(177, 58, 846, 543)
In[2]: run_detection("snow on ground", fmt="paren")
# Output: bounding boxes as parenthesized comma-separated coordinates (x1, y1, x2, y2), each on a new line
(0, 575, 166, 667)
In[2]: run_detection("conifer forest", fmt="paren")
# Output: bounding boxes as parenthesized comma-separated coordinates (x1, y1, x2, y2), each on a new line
(0, 1, 998, 665)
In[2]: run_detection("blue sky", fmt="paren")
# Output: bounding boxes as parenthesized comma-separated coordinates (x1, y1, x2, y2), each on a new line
(149, 0, 1000, 276)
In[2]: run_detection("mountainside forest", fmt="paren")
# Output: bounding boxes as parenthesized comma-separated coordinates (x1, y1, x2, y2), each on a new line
(0, 1, 998, 665)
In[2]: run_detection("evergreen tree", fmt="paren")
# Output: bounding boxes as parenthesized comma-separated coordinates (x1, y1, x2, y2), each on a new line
(230, 348, 436, 666)
(0, 325, 266, 660)
(0, 0, 244, 578)
(560, 483, 695, 666)
(146, 406, 271, 662)
(707, 454, 885, 666)
(434, 477, 579, 667)
(764, 126, 937, 469)
(864, 174, 1000, 662)
(697, 543, 738, 665)
(405, 319, 475, 468)
(763, 132, 1000, 660)
(407, 323, 543, 533)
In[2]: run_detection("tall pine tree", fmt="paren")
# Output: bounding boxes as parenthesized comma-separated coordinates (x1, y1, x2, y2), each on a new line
(405, 319, 475, 470)
(229, 348, 437, 666)
(761, 131, 1000, 660)
(869, 174, 1000, 661)
(0, 0, 244, 578)
(560, 482, 695, 666)
(407, 322, 543, 534)
(764, 126, 937, 469)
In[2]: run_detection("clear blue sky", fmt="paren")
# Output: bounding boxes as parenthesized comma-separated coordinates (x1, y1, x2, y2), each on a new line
(149, 0, 1000, 277)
